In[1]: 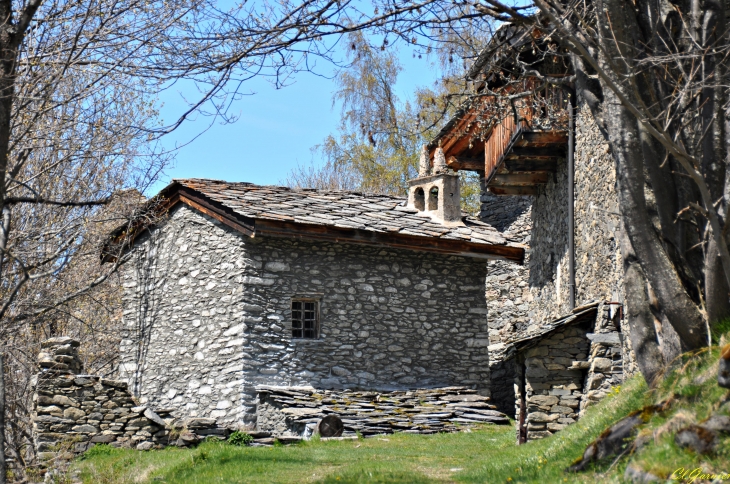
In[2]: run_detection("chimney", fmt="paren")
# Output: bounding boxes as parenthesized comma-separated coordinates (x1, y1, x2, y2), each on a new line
(407, 145, 462, 225)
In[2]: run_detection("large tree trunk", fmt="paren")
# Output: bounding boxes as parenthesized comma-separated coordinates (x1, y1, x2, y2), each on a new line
(707, 237, 730, 325)
(603, 89, 708, 348)
(621, 233, 665, 385)
(592, 0, 709, 349)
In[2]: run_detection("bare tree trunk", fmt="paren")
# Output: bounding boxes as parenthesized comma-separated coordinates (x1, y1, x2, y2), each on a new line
(621, 230, 664, 385)
(605, 89, 708, 348)
(706, 237, 730, 325)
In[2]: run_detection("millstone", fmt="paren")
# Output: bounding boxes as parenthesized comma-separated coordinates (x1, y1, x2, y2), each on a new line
(319, 415, 344, 437)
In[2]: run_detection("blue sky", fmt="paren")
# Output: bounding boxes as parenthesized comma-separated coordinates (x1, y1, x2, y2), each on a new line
(152, 49, 441, 194)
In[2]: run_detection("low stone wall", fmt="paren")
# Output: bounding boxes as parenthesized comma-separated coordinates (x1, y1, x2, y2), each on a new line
(31, 338, 227, 465)
(33, 373, 167, 459)
(516, 324, 591, 441)
(256, 386, 510, 437)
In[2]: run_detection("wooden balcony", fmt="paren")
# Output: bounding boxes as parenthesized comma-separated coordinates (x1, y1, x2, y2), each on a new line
(430, 83, 569, 196)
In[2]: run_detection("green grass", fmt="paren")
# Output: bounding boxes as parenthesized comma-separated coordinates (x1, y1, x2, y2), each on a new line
(74, 347, 730, 483)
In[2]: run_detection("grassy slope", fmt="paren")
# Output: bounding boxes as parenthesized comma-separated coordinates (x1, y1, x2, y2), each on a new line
(74, 347, 730, 483)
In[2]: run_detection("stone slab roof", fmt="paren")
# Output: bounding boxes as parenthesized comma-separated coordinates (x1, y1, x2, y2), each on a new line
(109, 179, 526, 263)
(503, 302, 600, 360)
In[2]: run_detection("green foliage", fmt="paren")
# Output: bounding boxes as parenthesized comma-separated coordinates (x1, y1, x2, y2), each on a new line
(227, 431, 254, 447)
(191, 450, 208, 466)
(79, 444, 119, 460)
(319, 469, 434, 483)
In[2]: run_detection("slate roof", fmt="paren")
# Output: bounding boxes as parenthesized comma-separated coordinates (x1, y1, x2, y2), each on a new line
(108, 179, 526, 263)
(177, 178, 517, 244)
(502, 302, 600, 360)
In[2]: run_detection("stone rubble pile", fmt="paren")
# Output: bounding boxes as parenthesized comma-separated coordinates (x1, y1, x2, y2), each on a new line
(256, 385, 510, 438)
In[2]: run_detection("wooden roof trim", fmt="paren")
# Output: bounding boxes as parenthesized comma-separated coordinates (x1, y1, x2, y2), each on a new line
(177, 186, 255, 236)
(102, 182, 256, 263)
(254, 219, 525, 263)
(437, 110, 481, 158)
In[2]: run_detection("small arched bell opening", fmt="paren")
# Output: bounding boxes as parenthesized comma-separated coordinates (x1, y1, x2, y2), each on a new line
(414, 187, 425, 211)
(427, 186, 439, 211)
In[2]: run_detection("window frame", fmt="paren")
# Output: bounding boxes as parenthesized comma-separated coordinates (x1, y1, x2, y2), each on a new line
(290, 296, 322, 340)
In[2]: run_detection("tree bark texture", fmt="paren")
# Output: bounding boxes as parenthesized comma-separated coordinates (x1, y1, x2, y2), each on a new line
(621, 241, 665, 385)
(573, 0, 730, 356)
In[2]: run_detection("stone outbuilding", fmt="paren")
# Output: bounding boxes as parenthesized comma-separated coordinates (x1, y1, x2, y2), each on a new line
(503, 302, 624, 443)
(109, 177, 524, 431)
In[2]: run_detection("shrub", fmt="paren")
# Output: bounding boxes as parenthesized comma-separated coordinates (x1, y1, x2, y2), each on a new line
(228, 431, 254, 446)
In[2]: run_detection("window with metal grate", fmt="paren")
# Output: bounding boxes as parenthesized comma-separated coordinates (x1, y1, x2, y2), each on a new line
(291, 299, 319, 339)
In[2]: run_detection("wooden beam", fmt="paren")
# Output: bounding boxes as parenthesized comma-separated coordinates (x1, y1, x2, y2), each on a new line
(510, 146, 565, 158)
(254, 219, 525, 263)
(447, 156, 485, 172)
(488, 186, 539, 196)
(443, 136, 484, 162)
(504, 159, 559, 172)
(490, 173, 550, 186)
(438, 111, 480, 155)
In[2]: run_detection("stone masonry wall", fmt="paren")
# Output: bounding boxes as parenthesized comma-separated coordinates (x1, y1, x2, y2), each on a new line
(528, 102, 626, 333)
(580, 304, 625, 413)
(479, 190, 532, 414)
(120, 204, 492, 429)
(119, 204, 252, 427)
(515, 323, 591, 441)
(32, 337, 230, 466)
(237, 230, 492, 426)
(478, 100, 637, 413)
(255, 386, 508, 437)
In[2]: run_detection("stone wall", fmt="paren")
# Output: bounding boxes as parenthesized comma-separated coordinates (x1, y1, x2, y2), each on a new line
(120, 204, 493, 429)
(479, 190, 533, 414)
(31, 337, 215, 464)
(580, 304, 625, 413)
(572, 102, 636, 373)
(527, 102, 629, 356)
(514, 322, 592, 442)
(483, 99, 637, 387)
(119, 204, 252, 427)
(480, 190, 532, 346)
(255, 386, 509, 438)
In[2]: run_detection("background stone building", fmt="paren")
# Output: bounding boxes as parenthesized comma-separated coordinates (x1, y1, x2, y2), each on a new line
(426, 25, 637, 430)
(114, 179, 523, 428)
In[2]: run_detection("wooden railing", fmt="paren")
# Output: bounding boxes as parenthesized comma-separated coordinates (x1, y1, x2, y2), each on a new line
(482, 83, 568, 178)
(484, 108, 531, 179)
